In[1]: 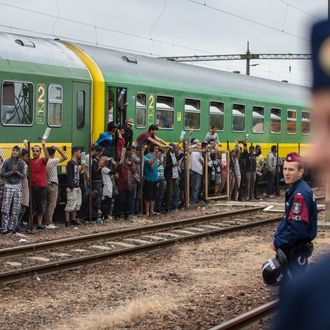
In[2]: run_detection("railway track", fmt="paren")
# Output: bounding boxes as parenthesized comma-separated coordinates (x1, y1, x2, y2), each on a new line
(209, 300, 278, 330)
(0, 207, 281, 285)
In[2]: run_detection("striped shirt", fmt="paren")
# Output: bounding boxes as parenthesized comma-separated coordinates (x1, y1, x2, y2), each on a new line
(46, 158, 60, 184)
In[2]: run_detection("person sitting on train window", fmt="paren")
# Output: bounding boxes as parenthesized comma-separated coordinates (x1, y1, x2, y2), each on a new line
(123, 118, 134, 147)
(0, 146, 24, 234)
(44, 145, 67, 229)
(136, 124, 167, 151)
(30, 140, 49, 230)
(96, 122, 117, 157)
(204, 126, 222, 147)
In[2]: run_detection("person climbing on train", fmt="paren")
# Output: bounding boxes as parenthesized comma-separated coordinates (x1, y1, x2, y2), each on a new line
(136, 125, 168, 151)
(204, 125, 222, 147)
(96, 122, 117, 157)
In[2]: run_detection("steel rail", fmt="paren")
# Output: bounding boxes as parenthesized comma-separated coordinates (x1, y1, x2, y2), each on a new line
(209, 300, 278, 330)
(0, 213, 281, 285)
(0, 207, 264, 258)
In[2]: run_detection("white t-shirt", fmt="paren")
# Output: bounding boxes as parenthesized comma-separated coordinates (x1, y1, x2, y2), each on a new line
(101, 167, 113, 198)
(46, 158, 60, 184)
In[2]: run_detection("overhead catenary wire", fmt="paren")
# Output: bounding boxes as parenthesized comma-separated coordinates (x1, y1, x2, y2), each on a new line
(187, 0, 309, 42)
(0, 1, 219, 56)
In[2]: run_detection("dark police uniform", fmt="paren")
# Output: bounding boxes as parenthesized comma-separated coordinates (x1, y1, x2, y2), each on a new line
(274, 19, 330, 330)
(273, 178, 317, 271)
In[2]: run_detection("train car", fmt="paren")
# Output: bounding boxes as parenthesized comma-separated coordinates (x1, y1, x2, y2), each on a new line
(66, 42, 311, 157)
(0, 32, 311, 162)
(0, 33, 91, 172)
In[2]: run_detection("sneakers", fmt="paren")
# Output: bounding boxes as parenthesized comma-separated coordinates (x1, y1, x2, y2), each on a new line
(37, 224, 46, 230)
(46, 223, 57, 229)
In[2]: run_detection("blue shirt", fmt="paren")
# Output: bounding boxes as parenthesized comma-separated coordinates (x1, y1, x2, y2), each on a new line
(144, 153, 159, 182)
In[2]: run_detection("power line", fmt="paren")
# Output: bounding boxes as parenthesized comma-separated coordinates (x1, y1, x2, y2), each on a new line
(0, 1, 219, 55)
(277, 0, 319, 18)
(187, 0, 309, 42)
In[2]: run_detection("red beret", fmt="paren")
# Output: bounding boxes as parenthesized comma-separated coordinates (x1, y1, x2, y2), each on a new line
(285, 152, 303, 163)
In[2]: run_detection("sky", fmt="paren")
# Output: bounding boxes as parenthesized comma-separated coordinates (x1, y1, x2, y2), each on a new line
(0, 0, 327, 86)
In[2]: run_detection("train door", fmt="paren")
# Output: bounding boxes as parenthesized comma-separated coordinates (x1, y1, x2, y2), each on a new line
(107, 86, 127, 126)
(72, 82, 91, 147)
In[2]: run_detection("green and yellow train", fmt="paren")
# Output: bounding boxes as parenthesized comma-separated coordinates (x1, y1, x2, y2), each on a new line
(0, 32, 311, 167)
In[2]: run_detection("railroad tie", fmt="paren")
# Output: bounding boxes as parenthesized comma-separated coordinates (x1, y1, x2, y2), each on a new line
(123, 238, 150, 245)
(139, 235, 165, 241)
(105, 241, 135, 248)
(50, 252, 71, 258)
(6, 261, 22, 267)
(27, 256, 50, 262)
(172, 229, 197, 235)
(89, 245, 112, 251)
(156, 232, 181, 238)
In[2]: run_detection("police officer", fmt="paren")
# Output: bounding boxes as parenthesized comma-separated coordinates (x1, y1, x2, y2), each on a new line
(274, 20, 330, 330)
(272, 152, 317, 272)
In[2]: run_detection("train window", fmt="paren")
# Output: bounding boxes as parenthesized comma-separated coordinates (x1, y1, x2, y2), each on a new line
(232, 104, 245, 132)
(1, 81, 33, 126)
(136, 93, 146, 128)
(48, 84, 63, 127)
(270, 108, 281, 134)
(287, 109, 296, 134)
(209, 102, 224, 131)
(77, 90, 85, 129)
(302, 111, 311, 135)
(185, 98, 200, 130)
(156, 95, 174, 129)
(252, 106, 264, 134)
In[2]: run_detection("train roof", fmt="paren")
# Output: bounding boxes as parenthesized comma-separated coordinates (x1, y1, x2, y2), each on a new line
(0, 33, 88, 72)
(77, 43, 310, 105)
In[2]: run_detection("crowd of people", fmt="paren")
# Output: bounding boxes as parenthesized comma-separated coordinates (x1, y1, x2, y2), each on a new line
(0, 119, 285, 233)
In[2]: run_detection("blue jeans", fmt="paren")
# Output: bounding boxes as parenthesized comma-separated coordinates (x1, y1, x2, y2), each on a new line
(190, 170, 202, 204)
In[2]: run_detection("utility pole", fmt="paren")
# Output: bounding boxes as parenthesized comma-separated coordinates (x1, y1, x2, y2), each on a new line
(246, 41, 251, 76)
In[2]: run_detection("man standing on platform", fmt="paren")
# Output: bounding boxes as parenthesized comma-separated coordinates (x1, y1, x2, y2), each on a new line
(30, 140, 49, 230)
(44, 145, 67, 228)
(1, 146, 24, 234)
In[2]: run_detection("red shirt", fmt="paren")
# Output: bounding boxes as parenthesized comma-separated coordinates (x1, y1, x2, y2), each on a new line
(136, 131, 155, 146)
(30, 158, 47, 186)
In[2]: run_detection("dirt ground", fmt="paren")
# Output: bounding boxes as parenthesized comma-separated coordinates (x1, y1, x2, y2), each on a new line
(1, 218, 329, 330)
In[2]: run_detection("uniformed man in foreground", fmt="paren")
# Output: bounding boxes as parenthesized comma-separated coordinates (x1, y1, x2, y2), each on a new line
(272, 152, 317, 272)
(274, 19, 330, 330)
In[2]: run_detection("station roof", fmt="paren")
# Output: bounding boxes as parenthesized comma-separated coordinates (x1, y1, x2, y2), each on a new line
(77, 43, 310, 105)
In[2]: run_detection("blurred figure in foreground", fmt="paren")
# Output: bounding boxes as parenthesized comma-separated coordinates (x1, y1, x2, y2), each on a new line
(274, 19, 330, 330)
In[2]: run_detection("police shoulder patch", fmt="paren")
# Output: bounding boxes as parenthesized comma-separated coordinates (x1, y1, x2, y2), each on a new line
(292, 202, 302, 214)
